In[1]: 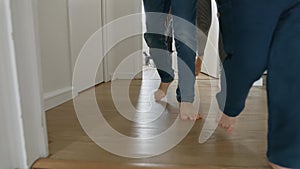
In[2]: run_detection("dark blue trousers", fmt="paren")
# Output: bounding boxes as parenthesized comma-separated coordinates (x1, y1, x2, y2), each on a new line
(143, 0, 197, 102)
(216, 0, 300, 167)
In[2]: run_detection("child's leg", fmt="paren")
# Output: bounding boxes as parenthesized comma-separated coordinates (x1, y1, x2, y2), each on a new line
(180, 102, 202, 120)
(143, 0, 174, 101)
(154, 82, 172, 101)
(216, 0, 281, 131)
(217, 112, 235, 134)
(266, 2, 300, 168)
(172, 0, 198, 120)
(195, 56, 202, 76)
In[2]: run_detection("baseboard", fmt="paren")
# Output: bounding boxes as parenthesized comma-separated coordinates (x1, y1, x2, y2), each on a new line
(32, 158, 270, 169)
(44, 86, 72, 111)
(32, 158, 243, 169)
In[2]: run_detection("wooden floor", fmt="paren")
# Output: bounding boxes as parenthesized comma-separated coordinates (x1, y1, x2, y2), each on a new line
(37, 68, 270, 169)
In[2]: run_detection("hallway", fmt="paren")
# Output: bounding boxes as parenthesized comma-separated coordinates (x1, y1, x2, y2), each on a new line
(40, 68, 270, 169)
(1, 1, 275, 168)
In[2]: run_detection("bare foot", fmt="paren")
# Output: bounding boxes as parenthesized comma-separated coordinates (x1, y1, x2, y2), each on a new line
(269, 162, 290, 169)
(195, 56, 202, 76)
(179, 102, 202, 121)
(154, 82, 172, 101)
(217, 112, 236, 134)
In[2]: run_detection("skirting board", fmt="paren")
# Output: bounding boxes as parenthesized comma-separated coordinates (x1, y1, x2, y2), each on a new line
(44, 86, 73, 111)
(32, 158, 269, 169)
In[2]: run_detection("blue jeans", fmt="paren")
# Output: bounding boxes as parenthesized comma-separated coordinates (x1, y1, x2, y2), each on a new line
(143, 0, 197, 103)
(216, 0, 300, 167)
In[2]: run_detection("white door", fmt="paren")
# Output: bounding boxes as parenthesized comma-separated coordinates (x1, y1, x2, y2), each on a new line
(1, 0, 48, 168)
(68, 0, 104, 92)
(201, 0, 220, 78)
(102, 0, 143, 81)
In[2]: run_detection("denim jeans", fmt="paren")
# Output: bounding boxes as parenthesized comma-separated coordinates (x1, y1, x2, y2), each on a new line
(216, 0, 300, 167)
(143, 0, 197, 102)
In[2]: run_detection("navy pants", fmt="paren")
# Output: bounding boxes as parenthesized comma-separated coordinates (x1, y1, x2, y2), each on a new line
(216, 0, 300, 167)
(143, 0, 197, 102)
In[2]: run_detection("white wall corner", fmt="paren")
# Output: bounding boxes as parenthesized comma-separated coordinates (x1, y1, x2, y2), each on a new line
(44, 86, 73, 111)
(1, 0, 51, 168)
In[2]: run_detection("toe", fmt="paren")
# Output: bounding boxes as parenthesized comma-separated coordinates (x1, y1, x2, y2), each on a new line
(227, 125, 234, 134)
(189, 115, 196, 121)
(154, 90, 165, 101)
(196, 113, 202, 120)
(180, 114, 188, 120)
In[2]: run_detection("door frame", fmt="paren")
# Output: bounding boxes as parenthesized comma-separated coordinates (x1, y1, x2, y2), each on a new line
(0, 0, 48, 168)
(101, 0, 143, 82)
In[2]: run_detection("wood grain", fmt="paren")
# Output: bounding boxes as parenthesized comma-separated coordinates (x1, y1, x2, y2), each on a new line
(43, 69, 270, 169)
(32, 158, 269, 169)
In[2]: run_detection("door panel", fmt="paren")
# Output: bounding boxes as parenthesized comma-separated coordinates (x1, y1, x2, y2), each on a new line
(102, 0, 143, 81)
(68, 0, 104, 92)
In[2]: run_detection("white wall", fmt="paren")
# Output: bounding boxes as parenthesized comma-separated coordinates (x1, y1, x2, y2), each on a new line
(0, 0, 48, 168)
(37, 0, 107, 108)
(36, 0, 144, 108)
(0, 1, 28, 168)
(36, 0, 73, 110)
(103, 0, 143, 80)
(68, 0, 104, 92)
(0, 0, 144, 168)
(10, 0, 49, 166)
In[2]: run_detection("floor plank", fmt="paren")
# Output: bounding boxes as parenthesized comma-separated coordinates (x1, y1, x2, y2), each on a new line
(32, 159, 269, 169)
(44, 69, 270, 169)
